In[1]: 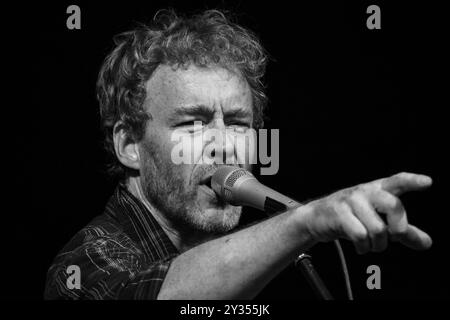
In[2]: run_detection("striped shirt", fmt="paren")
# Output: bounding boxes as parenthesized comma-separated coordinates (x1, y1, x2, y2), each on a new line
(44, 184, 179, 299)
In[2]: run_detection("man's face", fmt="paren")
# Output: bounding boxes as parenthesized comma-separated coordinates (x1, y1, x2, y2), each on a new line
(138, 64, 254, 235)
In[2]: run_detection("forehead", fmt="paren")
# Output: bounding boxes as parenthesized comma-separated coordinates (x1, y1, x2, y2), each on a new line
(144, 64, 253, 118)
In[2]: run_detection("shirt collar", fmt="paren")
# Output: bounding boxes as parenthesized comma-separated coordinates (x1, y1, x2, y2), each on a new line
(104, 184, 179, 262)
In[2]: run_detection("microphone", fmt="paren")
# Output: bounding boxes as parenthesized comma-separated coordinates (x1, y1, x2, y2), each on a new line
(211, 165, 335, 300)
(211, 165, 301, 214)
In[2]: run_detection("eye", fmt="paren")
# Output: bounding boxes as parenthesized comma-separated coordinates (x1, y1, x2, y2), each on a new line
(177, 120, 205, 127)
(232, 122, 250, 126)
(175, 120, 206, 134)
(227, 122, 251, 130)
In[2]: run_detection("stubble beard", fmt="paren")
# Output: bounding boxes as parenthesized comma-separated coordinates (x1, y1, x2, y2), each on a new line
(139, 138, 242, 236)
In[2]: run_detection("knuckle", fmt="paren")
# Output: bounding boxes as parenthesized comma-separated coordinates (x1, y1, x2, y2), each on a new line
(352, 189, 365, 199)
(371, 224, 387, 235)
(359, 183, 377, 197)
(347, 192, 360, 204)
(343, 187, 366, 202)
(381, 192, 403, 210)
(337, 187, 352, 200)
(358, 182, 372, 191)
(354, 229, 368, 242)
(389, 196, 404, 212)
(330, 201, 344, 216)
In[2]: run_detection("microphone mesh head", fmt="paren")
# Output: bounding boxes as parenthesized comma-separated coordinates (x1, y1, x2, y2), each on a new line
(211, 166, 254, 203)
(225, 169, 249, 188)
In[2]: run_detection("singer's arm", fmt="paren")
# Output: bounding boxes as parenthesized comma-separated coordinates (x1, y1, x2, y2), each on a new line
(158, 204, 314, 299)
(157, 172, 432, 299)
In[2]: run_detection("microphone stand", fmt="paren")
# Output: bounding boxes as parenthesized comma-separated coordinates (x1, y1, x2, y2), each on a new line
(265, 204, 334, 300)
(294, 253, 334, 300)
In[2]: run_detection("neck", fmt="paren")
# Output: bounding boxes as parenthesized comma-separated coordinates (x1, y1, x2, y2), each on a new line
(125, 176, 213, 253)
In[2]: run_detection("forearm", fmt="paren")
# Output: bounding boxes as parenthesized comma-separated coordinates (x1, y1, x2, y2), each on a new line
(157, 206, 315, 299)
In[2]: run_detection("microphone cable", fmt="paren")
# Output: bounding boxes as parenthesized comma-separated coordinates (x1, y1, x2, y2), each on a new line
(334, 239, 354, 300)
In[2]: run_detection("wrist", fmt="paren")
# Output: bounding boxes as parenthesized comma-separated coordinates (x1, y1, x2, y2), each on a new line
(285, 204, 318, 250)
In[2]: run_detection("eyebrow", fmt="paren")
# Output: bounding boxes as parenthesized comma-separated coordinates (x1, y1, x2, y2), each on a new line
(169, 104, 253, 122)
(225, 108, 253, 119)
(171, 105, 215, 120)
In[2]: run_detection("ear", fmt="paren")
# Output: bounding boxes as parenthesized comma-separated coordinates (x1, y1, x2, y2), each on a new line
(113, 122, 141, 171)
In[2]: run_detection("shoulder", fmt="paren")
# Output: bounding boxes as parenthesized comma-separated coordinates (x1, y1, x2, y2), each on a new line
(50, 213, 144, 267)
(44, 215, 144, 299)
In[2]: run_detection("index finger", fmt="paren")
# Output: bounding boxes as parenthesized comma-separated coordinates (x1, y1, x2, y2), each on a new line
(380, 172, 432, 196)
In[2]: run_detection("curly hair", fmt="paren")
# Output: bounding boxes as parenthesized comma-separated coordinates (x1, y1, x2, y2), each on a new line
(97, 9, 268, 179)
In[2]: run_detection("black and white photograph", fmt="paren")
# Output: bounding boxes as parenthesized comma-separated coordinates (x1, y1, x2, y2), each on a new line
(6, 0, 449, 312)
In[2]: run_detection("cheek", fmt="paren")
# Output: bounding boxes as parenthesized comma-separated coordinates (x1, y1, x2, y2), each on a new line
(140, 130, 176, 171)
(141, 127, 196, 187)
(160, 131, 197, 179)
(168, 129, 206, 165)
(191, 131, 206, 164)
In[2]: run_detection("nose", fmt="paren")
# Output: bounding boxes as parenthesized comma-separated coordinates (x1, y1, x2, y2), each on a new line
(202, 118, 236, 165)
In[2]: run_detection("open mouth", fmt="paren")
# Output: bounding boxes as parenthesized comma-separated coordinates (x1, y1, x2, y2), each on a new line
(200, 175, 213, 190)
(199, 174, 228, 207)
(199, 175, 219, 199)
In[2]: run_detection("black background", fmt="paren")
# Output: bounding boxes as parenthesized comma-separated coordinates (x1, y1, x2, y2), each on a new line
(8, 0, 449, 300)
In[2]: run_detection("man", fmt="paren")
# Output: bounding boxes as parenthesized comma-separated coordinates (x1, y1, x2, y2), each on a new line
(44, 9, 432, 300)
